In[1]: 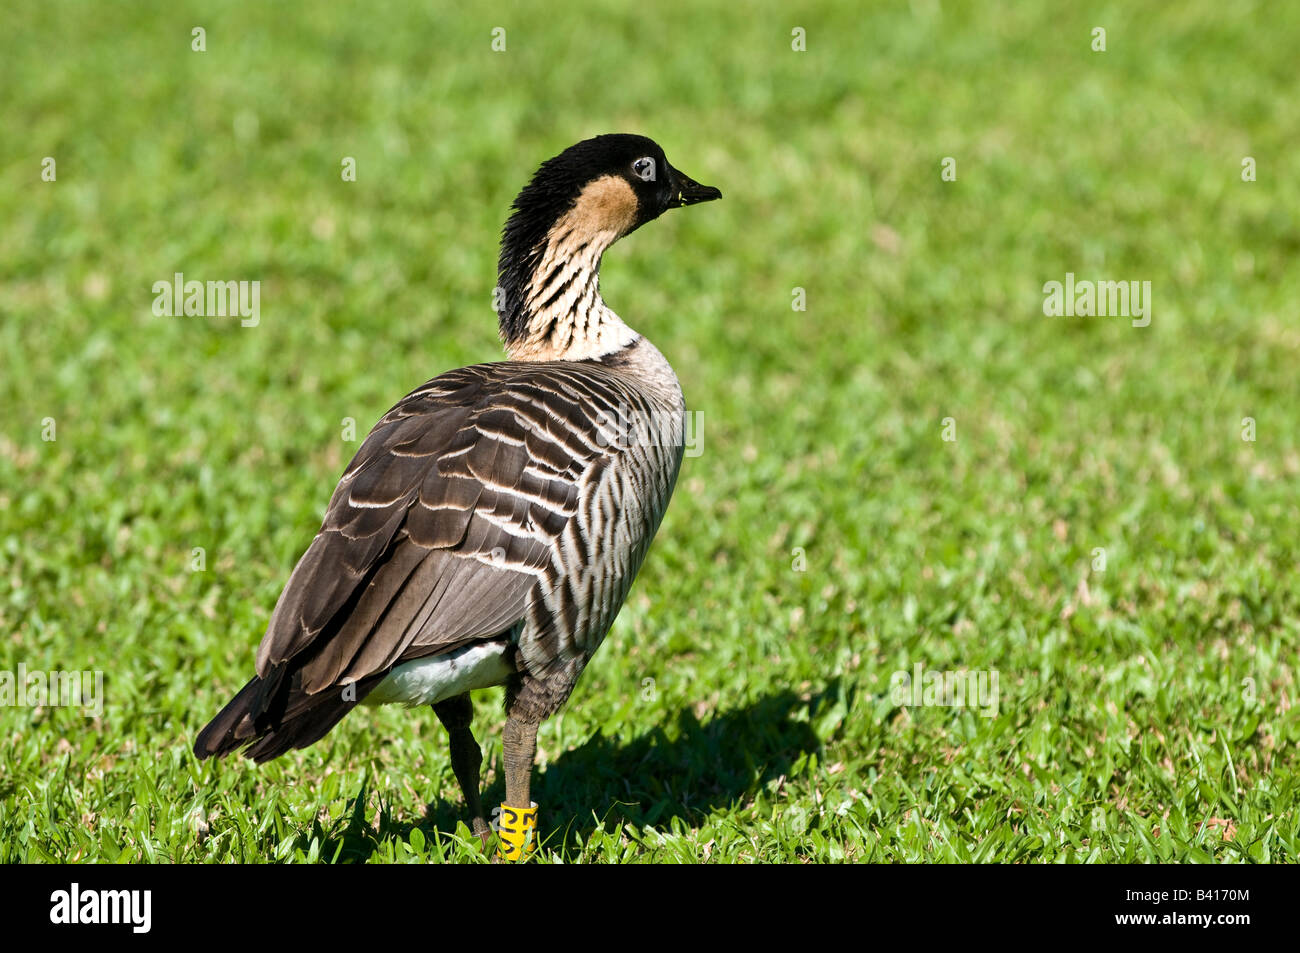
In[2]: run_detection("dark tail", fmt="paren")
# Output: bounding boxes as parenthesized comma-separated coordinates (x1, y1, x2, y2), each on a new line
(194, 664, 383, 764)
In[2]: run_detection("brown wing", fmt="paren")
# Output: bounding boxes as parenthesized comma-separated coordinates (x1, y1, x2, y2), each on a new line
(252, 362, 601, 694)
(195, 359, 649, 761)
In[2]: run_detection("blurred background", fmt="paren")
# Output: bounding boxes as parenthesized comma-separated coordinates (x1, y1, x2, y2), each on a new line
(1, 1, 1297, 862)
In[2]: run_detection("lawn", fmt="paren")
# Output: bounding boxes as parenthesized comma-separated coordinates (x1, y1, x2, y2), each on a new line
(1, 0, 1297, 863)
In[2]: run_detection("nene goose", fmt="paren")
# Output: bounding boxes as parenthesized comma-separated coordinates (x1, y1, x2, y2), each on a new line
(194, 134, 720, 858)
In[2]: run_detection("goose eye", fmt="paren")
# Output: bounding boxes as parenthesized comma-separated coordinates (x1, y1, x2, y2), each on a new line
(631, 157, 656, 182)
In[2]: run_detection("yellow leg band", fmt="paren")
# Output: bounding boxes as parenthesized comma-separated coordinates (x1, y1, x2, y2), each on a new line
(497, 802, 538, 861)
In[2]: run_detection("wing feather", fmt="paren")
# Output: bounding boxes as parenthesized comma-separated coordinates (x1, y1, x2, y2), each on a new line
(253, 362, 609, 697)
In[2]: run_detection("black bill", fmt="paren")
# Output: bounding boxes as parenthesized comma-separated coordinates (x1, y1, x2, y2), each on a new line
(668, 166, 723, 207)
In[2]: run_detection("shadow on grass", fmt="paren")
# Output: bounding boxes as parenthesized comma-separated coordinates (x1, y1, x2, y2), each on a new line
(530, 685, 829, 855)
(312, 684, 834, 862)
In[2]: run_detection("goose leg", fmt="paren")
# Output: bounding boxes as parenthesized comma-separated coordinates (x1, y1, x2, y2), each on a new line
(498, 715, 539, 860)
(432, 694, 490, 845)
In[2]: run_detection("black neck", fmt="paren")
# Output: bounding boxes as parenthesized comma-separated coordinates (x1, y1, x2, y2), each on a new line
(497, 189, 577, 346)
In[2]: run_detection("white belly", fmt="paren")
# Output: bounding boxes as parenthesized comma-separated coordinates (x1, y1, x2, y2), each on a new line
(363, 641, 513, 708)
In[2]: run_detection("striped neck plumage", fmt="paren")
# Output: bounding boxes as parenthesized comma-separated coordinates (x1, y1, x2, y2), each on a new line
(497, 175, 641, 363)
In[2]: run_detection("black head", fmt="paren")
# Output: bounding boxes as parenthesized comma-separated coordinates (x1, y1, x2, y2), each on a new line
(507, 133, 721, 241)
(497, 134, 721, 344)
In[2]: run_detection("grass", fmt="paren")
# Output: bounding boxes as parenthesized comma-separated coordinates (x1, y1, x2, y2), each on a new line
(1, 0, 1298, 863)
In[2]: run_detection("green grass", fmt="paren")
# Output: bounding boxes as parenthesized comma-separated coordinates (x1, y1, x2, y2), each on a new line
(2, 0, 1298, 863)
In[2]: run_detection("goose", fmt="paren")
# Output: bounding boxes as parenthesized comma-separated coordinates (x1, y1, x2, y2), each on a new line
(193, 134, 721, 859)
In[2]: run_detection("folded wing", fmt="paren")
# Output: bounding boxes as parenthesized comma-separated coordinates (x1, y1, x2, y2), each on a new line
(195, 361, 613, 760)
